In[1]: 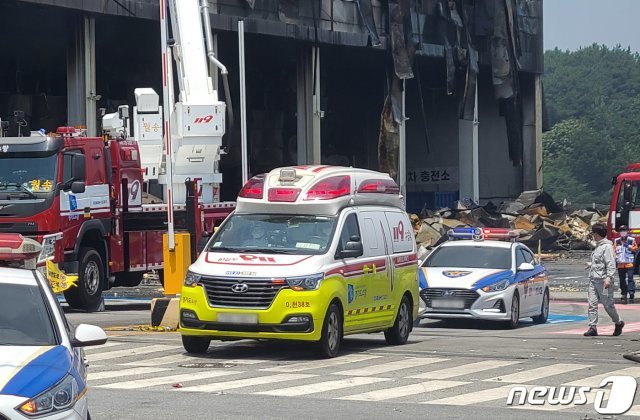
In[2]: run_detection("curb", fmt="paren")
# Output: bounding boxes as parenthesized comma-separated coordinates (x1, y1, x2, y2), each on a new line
(151, 297, 180, 328)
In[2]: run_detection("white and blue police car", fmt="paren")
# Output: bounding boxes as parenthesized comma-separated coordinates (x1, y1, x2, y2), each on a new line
(418, 227, 549, 328)
(0, 234, 107, 420)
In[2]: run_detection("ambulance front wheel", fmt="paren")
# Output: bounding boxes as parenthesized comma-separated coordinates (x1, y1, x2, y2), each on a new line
(64, 247, 104, 312)
(315, 302, 343, 358)
(182, 335, 210, 354)
(385, 295, 412, 345)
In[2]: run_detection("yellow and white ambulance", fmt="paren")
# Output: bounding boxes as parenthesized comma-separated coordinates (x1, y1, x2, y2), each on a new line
(179, 166, 419, 358)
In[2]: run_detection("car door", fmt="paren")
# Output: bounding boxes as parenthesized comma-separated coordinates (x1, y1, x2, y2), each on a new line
(521, 247, 545, 314)
(358, 210, 394, 327)
(514, 247, 538, 315)
(336, 211, 369, 332)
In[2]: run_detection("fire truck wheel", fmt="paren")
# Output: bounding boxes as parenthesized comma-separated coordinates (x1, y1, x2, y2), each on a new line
(64, 247, 104, 312)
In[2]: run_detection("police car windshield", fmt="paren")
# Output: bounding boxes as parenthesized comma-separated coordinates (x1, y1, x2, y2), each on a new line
(208, 214, 336, 255)
(425, 245, 512, 270)
(0, 283, 57, 346)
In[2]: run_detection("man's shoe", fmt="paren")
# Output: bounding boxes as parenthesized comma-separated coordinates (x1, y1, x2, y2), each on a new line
(631, 294, 635, 303)
(584, 327, 598, 337)
(614, 321, 625, 336)
(622, 296, 628, 304)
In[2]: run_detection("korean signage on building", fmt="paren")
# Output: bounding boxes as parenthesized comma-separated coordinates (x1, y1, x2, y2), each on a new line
(407, 167, 459, 185)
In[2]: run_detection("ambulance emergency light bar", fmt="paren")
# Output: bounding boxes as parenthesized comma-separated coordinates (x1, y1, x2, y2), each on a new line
(448, 227, 518, 241)
(0, 233, 42, 269)
(238, 168, 400, 203)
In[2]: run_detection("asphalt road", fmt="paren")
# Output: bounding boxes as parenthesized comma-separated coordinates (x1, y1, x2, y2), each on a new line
(65, 257, 640, 420)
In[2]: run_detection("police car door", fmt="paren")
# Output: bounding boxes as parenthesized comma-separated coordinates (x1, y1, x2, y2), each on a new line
(358, 209, 393, 326)
(515, 247, 535, 314)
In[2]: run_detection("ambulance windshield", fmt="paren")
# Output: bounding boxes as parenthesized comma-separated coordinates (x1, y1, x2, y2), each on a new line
(208, 214, 336, 255)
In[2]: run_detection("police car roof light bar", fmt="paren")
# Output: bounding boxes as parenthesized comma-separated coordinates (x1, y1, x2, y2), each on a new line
(448, 227, 484, 241)
(482, 228, 518, 241)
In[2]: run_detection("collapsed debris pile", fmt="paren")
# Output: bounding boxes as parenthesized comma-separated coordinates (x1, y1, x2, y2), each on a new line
(410, 190, 609, 252)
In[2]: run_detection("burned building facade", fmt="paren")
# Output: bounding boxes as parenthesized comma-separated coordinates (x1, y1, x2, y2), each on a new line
(0, 0, 543, 210)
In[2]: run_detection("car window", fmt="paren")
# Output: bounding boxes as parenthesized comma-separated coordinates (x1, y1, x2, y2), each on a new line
(516, 249, 527, 267)
(425, 246, 511, 269)
(0, 282, 57, 346)
(521, 248, 536, 265)
(337, 213, 361, 255)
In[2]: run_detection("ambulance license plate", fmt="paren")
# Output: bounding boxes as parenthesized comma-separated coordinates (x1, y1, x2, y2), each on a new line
(431, 299, 465, 309)
(217, 313, 258, 324)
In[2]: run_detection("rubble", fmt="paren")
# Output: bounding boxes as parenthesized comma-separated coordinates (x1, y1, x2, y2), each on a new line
(411, 189, 608, 252)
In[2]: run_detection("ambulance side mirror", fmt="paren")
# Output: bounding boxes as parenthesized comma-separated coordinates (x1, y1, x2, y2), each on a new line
(337, 236, 363, 259)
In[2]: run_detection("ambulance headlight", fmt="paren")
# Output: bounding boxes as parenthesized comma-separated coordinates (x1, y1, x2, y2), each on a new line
(481, 278, 510, 293)
(286, 273, 323, 291)
(184, 271, 202, 287)
(17, 374, 79, 417)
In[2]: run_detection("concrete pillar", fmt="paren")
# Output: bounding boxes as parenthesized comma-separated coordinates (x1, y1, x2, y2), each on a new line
(67, 16, 85, 127)
(296, 46, 321, 164)
(522, 74, 542, 190)
(66, 15, 97, 136)
(458, 84, 479, 203)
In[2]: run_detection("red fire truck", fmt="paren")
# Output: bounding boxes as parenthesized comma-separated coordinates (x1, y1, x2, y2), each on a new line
(0, 127, 233, 311)
(608, 163, 640, 270)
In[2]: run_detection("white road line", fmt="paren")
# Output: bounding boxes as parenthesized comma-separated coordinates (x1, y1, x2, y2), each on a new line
(624, 404, 640, 417)
(256, 377, 391, 396)
(554, 276, 582, 280)
(121, 354, 195, 367)
(262, 354, 383, 372)
(121, 354, 272, 367)
(564, 366, 640, 387)
(333, 357, 447, 376)
(485, 364, 590, 383)
(89, 367, 171, 381)
(84, 342, 128, 352)
(86, 345, 181, 362)
(177, 374, 316, 393)
(338, 380, 469, 401)
(96, 370, 242, 390)
(424, 384, 533, 406)
(409, 360, 522, 380)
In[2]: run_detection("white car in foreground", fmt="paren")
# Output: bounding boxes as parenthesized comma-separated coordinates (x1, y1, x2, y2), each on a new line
(418, 227, 550, 328)
(0, 266, 107, 419)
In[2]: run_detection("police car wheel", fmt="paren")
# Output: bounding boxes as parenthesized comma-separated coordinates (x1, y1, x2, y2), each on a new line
(316, 303, 342, 358)
(533, 289, 550, 324)
(64, 247, 104, 312)
(385, 296, 412, 345)
(182, 335, 210, 354)
(506, 291, 520, 329)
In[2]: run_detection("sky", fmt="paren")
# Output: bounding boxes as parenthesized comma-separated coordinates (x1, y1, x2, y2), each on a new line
(543, 0, 640, 53)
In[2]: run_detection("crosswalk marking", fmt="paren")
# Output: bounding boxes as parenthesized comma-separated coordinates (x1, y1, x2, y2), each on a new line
(338, 380, 469, 401)
(96, 370, 242, 389)
(262, 354, 383, 373)
(408, 360, 522, 380)
(485, 363, 590, 383)
(121, 354, 194, 367)
(84, 341, 127, 352)
(177, 374, 315, 393)
(87, 345, 182, 362)
(333, 357, 447, 376)
(88, 367, 171, 381)
(256, 377, 391, 396)
(424, 384, 534, 406)
(564, 366, 640, 387)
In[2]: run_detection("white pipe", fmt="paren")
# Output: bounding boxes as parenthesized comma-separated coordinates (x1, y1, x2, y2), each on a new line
(472, 82, 479, 203)
(161, 0, 175, 250)
(239, 19, 248, 185)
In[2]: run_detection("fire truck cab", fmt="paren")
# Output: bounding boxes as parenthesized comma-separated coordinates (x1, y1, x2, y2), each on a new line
(179, 166, 419, 358)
